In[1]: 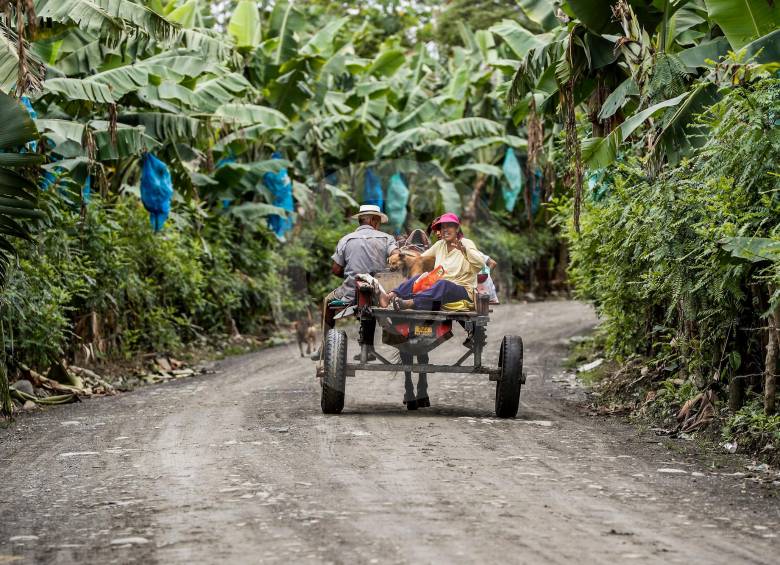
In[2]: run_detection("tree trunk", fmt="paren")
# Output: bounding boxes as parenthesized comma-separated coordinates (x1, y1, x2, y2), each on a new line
(729, 375, 745, 413)
(0, 356, 12, 417)
(765, 290, 779, 414)
(553, 242, 568, 289)
(523, 170, 535, 229)
(764, 328, 777, 414)
(463, 174, 486, 224)
(730, 305, 752, 413)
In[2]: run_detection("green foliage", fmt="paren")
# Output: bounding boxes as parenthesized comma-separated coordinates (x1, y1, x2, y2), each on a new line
(565, 77, 780, 379)
(647, 378, 699, 421)
(474, 221, 555, 275)
(472, 220, 556, 295)
(436, 0, 522, 47)
(724, 398, 780, 452)
(1, 191, 93, 366)
(703, 0, 780, 50)
(644, 53, 690, 105)
(1, 189, 296, 367)
(279, 208, 352, 307)
(82, 196, 207, 353)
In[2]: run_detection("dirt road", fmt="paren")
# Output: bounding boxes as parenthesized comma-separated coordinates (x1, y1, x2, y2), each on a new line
(1, 301, 778, 564)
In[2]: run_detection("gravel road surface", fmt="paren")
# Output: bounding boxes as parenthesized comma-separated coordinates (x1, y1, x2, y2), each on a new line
(1, 301, 778, 564)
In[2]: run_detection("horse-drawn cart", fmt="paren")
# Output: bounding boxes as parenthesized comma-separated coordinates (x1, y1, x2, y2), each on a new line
(317, 276, 525, 418)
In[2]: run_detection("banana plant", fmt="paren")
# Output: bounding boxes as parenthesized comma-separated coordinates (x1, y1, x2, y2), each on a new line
(499, 0, 780, 177)
(0, 92, 43, 284)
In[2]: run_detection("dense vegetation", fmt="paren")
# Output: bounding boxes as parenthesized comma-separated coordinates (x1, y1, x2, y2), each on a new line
(525, 2, 779, 446)
(0, 0, 563, 412)
(568, 78, 780, 427)
(0, 0, 779, 443)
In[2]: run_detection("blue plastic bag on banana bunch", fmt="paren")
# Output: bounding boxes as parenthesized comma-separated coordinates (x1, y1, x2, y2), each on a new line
(501, 147, 522, 212)
(20, 96, 39, 152)
(262, 151, 294, 239)
(587, 168, 612, 202)
(385, 172, 409, 234)
(140, 153, 174, 232)
(82, 175, 91, 204)
(363, 168, 384, 210)
(531, 168, 543, 214)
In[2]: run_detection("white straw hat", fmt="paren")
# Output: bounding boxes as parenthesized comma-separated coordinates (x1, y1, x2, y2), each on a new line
(351, 204, 389, 224)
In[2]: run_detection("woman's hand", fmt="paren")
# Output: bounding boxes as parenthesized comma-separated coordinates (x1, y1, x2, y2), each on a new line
(445, 236, 464, 254)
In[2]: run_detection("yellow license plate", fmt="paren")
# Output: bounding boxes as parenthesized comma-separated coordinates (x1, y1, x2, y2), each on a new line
(414, 325, 433, 336)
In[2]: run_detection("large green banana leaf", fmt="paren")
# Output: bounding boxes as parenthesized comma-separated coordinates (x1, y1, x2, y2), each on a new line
(703, 0, 780, 50)
(0, 92, 43, 285)
(376, 118, 503, 158)
(268, 0, 306, 65)
(214, 104, 290, 129)
(743, 29, 780, 64)
(228, 0, 262, 50)
(489, 20, 554, 60)
(515, 0, 560, 33)
(43, 77, 114, 103)
(0, 21, 46, 93)
(36, 0, 179, 41)
(168, 0, 199, 28)
(582, 92, 690, 168)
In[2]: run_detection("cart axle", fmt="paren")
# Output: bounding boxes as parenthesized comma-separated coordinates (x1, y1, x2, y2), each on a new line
(345, 363, 501, 379)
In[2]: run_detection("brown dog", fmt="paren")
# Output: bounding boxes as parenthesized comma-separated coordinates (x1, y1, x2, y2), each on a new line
(293, 310, 317, 357)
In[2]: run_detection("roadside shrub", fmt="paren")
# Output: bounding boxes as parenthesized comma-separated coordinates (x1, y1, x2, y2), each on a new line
(73, 195, 208, 355)
(645, 379, 699, 422)
(1, 191, 93, 367)
(2, 190, 303, 368)
(724, 398, 780, 453)
(564, 77, 780, 388)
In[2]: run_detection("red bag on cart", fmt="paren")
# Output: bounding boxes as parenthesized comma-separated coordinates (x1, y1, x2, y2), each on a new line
(412, 265, 445, 293)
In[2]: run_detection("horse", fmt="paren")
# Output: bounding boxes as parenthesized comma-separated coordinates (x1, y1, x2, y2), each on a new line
(388, 228, 430, 278)
(388, 228, 433, 410)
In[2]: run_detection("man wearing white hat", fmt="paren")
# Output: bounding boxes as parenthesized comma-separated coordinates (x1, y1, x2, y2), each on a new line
(312, 204, 399, 359)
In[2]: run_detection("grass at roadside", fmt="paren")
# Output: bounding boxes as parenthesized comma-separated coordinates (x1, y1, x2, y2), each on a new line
(566, 335, 780, 467)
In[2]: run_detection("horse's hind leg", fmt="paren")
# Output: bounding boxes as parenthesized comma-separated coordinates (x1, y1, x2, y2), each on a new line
(416, 353, 429, 405)
(400, 352, 417, 408)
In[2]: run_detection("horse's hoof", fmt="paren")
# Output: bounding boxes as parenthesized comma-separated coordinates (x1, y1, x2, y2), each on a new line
(404, 399, 418, 410)
(417, 397, 430, 408)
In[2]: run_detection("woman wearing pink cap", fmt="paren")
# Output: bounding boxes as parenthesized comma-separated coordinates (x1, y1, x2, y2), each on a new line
(382, 213, 486, 310)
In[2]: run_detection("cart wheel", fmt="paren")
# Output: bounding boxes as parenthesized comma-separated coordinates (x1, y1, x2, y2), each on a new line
(495, 336, 523, 418)
(321, 329, 348, 414)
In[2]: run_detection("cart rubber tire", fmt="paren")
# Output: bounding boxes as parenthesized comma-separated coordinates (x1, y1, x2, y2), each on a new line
(321, 329, 348, 414)
(495, 335, 523, 418)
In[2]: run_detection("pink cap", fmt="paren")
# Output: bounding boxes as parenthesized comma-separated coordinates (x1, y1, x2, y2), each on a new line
(432, 212, 460, 227)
